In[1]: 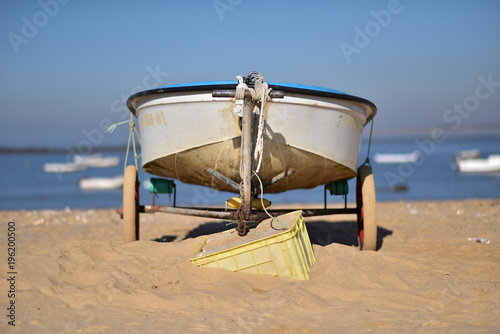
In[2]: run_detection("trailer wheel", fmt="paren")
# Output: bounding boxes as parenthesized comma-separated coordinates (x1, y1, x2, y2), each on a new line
(123, 165, 139, 242)
(356, 164, 377, 251)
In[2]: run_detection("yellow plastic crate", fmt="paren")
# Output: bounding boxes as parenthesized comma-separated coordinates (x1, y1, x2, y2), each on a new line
(190, 210, 316, 280)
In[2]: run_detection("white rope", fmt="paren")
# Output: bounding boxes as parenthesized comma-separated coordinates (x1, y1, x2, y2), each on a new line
(234, 74, 272, 174)
(252, 171, 285, 229)
(235, 76, 248, 178)
(253, 77, 271, 173)
(107, 114, 142, 171)
(252, 171, 273, 219)
(233, 75, 247, 117)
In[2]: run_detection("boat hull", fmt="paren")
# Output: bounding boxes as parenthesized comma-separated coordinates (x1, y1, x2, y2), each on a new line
(457, 155, 500, 173)
(43, 163, 86, 173)
(373, 151, 421, 164)
(143, 139, 356, 193)
(130, 82, 376, 193)
(73, 154, 120, 168)
(79, 176, 124, 190)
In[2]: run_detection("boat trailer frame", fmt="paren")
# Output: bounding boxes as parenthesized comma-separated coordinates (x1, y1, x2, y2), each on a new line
(119, 72, 378, 250)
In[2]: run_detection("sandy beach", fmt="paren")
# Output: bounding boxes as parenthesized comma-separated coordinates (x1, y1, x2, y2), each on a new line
(1, 199, 498, 333)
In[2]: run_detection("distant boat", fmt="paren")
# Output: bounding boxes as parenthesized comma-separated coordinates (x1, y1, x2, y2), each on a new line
(73, 154, 119, 168)
(452, 149, 482, 170)
(79, 175, 124, 190)
(456, 154, 500, 173)
(43, 162, 87, 173)
(455, 149, 481, 161)
(373, 151, 420, 164)
(377, 182, 408, 193)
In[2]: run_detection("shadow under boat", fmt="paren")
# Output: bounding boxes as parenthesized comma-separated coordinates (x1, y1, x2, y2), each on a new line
(153, 218, 393, 251)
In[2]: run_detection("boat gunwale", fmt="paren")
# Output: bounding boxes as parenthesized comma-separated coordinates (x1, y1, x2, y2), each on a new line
(127, 81, 377, 122)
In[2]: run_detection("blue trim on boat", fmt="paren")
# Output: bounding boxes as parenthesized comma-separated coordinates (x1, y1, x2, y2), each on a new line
(127, 80, 376, 115)
(268, 82, 348, 96)
(153, 81, 348, 96)
(155, 81, 237, 89)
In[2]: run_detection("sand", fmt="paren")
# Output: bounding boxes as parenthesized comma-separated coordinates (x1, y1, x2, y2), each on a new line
(0, 199, 498, 333)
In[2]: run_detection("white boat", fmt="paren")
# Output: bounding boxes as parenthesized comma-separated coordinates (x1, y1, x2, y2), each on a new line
(79, 175, 124, 190)
(452, 149, 482, 170)
(127, 73, 376, 193)
(373, 151, 421, 164)
(73, 154, 119, 168)
(455, 149, 481, 161)
(43, 162, 87, 173)
(457, 154, 500, 173)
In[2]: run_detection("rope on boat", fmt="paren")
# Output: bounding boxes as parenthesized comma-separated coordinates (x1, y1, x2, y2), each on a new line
(233, 76, 247, 117)
(253, 76, 272, 174)
(107, 114, 142, 171)
(364, 118, 374, 166)
(234, 73, 272, 174)
(252, 171, 285, 229)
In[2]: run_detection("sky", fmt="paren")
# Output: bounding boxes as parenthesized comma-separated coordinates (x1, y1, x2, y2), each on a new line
(1, 0, 499, 148)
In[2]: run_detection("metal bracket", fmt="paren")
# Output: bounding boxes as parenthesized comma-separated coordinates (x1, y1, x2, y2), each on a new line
(262, 168, 295, 189)
(212, 90, 284, 98)
(205, 168, 241, 192)
(324, 182, 348, 210)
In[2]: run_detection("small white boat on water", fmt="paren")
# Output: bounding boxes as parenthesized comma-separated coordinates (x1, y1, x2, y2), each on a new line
(373, 151, 421, 164)
(452, 149, 482, 170)
(43, 162, 87, 173)
(79, 175, 124, 190)
(44, 154, 119, 173)
(456, 154, 500, 173)
(73, 154, 120, 168)
(455, 149, 481, 161)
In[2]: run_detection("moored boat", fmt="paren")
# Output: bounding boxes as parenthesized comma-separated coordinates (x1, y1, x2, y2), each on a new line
(373, 151, 421, 164)
(452, 149, 482, 170)
(456, 154, 500, 173)
(73, 154, 120, 168)
(43, 162, 87, 173)
(455, 149, 481, 161)
(79, 175, 124, 190)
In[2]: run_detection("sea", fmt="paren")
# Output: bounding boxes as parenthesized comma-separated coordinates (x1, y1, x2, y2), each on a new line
(1, 134, 499, 211)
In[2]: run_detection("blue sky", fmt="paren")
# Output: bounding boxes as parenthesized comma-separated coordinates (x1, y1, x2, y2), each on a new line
(1, 0, 499, 147)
